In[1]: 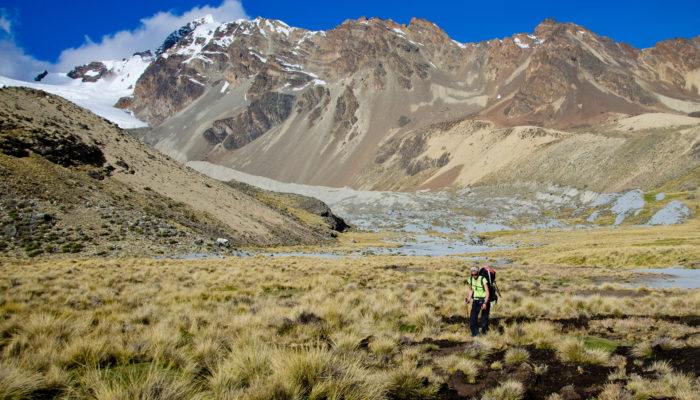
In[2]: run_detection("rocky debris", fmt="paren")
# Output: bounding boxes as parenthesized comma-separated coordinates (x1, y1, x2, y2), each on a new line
(647, 200, 692, 225)
(34, 70, 48, 82)
(1, 199, 61, 257)
(296, 86, 330, 126)
(374, 132, 451, 176)
(67, 62, 110, 82)
(114, 96, 134, 110)
(203, 92, 294, 149)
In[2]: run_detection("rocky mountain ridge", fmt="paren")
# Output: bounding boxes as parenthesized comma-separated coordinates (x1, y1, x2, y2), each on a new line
(112, 15, 700, 191)
(13, 15, 700, 192)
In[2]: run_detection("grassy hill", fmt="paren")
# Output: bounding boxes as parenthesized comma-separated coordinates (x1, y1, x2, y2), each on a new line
(0, 87, 344, 259)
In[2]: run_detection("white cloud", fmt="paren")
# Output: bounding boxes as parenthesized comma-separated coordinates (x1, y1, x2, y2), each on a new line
(0, 39, 52, 81)
(55, 0, 248, 72)
(0, 1, 248, 80)
(0, 8, 52, 81)
(0, 12, 11, 35)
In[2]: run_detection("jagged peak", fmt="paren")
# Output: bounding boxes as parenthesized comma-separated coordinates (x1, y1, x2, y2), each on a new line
(534, 18, 600, 41)
(407, 17, 452, 41)
(533, 17, 562, 35)
(339, 16, 401, 28)
(156, 15, 219, 56)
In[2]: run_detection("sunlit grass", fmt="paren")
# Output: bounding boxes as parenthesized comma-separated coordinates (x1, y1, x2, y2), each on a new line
(463, 217, 700, 268)
(0, 255, 696, 398)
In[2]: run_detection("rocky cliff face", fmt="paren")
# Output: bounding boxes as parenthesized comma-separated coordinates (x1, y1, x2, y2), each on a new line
(204, 92, 294, 149)
(115, 16, 700, 191)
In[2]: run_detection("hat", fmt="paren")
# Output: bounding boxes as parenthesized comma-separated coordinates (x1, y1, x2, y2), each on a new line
(470, 267, 478, 272)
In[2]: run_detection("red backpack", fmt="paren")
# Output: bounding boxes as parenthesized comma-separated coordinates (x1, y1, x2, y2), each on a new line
(478, 267, 500, 303)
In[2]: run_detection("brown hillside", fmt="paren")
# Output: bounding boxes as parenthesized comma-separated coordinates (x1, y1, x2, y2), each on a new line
(0, 87, 342, 259)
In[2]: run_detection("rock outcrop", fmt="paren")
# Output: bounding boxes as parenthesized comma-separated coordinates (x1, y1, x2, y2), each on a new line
(203, 92, 294, 149)
(67, 62, 110, 82)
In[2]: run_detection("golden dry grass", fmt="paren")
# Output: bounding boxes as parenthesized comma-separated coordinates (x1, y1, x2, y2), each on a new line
(0, 256, 697, 399)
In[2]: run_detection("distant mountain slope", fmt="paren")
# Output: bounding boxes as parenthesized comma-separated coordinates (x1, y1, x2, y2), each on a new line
(0, 87, 343, 259)
(3, 16, 699, 192)
(112, 16, 700, 190)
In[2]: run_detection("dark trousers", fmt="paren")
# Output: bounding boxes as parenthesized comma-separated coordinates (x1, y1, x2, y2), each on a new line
(469, 299, 490, 336)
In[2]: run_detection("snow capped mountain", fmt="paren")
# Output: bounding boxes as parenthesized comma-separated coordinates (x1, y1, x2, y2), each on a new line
(121, 15, 700, 191)
(0, 14, 235, 129)
(2, 14, 700, 193)
(0, 52, 153, 128)
(157, 15, 221, 56)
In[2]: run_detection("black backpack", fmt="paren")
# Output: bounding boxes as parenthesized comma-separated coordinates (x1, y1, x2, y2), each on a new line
(477, 267, 500, 304)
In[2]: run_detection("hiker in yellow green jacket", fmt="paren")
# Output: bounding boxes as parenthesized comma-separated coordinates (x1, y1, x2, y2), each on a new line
(465, 266, 490, 337)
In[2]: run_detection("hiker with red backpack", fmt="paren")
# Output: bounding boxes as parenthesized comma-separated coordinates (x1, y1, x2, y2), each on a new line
(465, 266, 499, 337)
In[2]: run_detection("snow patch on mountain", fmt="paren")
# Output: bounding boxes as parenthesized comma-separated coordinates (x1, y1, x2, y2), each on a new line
(514, 37, 529, 48)
(0, 54, 151, 128)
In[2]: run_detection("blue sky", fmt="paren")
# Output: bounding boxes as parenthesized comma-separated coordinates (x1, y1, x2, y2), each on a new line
(1, 0, 699, 80)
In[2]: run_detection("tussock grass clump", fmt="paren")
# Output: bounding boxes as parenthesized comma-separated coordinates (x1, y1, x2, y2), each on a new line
(0, 363, 48, 399)
(521, 320, 561, 348)
(436, 355, 482, 383)
(630, 341, 653, 358)
(482, 379, 525, 400)
(503, 324, 528, 346)
(404, 307, 440, 334)
(556, 337, 610, 365)
(207, 343, 272, 394)
(78, 363, 195, 400)
(369, 335, 396, 357)
(384, 364, 439, 400)
(626, 368, 699, 400)
(504, 347, 530, 364)
(597, 383, 634, 400)
(59, 336, 121, 370)
(271, 348, 384, 400)
(649, 336, 683, 350)
(330, 331, 362, 353)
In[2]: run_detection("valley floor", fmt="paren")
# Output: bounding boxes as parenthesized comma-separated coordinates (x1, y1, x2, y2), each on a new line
(1, 255, 697, 399)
